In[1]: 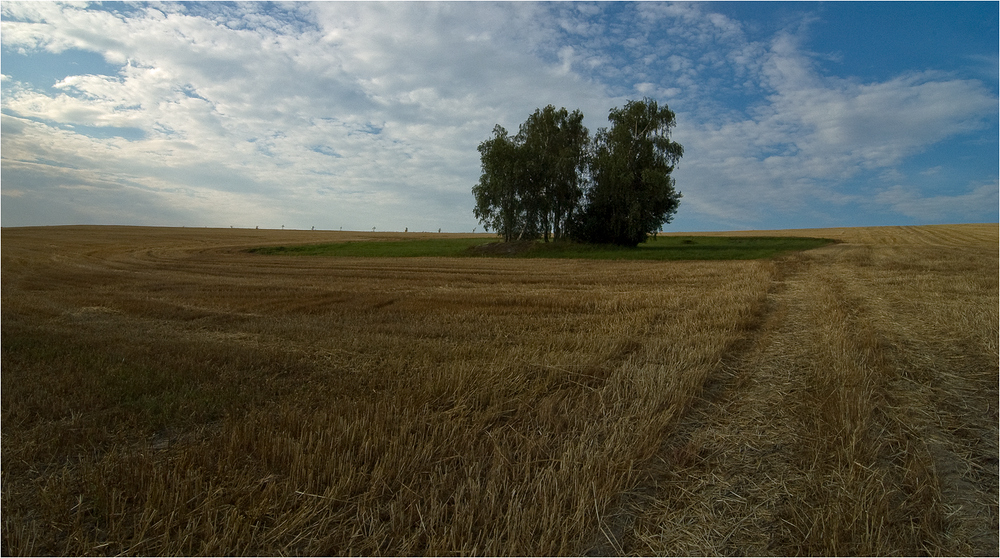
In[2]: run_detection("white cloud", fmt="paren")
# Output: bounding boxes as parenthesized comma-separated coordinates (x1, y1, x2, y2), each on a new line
(666, 23, 997, 228)
(765, 72, 995, 169)
(876, 181, 999, 222)
(2, 2, 620, 229)
(1, 2, 996, 230)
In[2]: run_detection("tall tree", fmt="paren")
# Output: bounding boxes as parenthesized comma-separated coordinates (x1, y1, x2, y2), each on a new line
(473, 106, 589, 242)
(472, 125, 523, 242)
(573, 98, 683, 246)
(517, 106, 589, 241)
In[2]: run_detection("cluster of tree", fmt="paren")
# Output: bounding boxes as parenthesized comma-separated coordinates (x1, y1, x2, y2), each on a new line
(472, 98, 683, 247)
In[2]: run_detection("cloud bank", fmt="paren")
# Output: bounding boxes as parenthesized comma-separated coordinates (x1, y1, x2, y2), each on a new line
(2, 2, 996, 231)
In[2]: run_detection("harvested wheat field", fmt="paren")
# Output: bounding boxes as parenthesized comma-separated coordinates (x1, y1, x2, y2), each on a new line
(2, 223, 997, 556)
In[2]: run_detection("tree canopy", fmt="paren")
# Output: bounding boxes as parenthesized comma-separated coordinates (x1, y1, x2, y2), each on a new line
(472, 106, 589, 242)
(473, 99, 683, 247)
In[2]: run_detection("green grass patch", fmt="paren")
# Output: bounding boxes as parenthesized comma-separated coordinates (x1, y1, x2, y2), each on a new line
(533, 235, 837, 260)
(248, 235, 836, 261)
(248, 237, 495, 258)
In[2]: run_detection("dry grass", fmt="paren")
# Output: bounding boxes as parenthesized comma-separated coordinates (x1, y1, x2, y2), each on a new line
(635, 224, 998, 555)
(2, 224, 996, 555)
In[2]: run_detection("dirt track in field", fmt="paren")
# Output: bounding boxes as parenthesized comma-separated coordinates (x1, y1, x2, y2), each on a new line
(2, 223, 997, 555)
(620, 225, 998, 555)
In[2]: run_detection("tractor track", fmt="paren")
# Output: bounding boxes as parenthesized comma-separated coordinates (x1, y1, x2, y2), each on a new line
(587, 236, 998, 555)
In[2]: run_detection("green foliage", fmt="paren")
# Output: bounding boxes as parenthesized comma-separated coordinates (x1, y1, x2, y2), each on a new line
(250, 236, 836, 261)
(472, 125, 523, 242)
(473, 99, 683, 247)
(473, 106, 589, 242)
(572, 98, 683, 246)
(519, 106, 590, 242)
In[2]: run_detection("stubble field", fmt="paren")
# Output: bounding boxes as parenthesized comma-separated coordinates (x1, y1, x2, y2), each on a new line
(2, 223, 997, 555)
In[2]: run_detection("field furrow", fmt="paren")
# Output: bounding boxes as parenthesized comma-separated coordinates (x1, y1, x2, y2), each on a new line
(622, 230, 998, 555)
(2, 224, 996, 556)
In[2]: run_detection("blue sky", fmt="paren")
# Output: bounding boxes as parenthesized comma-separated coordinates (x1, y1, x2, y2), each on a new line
(2, 1, 997, 232)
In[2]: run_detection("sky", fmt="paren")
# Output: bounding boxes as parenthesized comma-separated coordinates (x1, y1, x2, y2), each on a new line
(1, 1, 997, 232)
